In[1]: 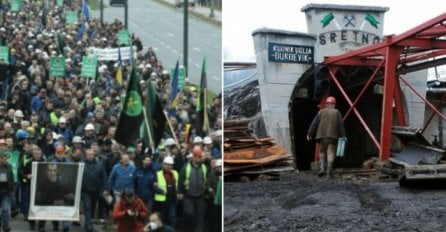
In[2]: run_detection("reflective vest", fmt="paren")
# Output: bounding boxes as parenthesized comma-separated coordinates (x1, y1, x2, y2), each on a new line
(49, 112, 59, 126)
(21, 156, 31, 183)
(184, 163, 207, 191)
(154, 170, 178, 202)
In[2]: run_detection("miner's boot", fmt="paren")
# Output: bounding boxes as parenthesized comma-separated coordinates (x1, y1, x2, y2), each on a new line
(326, 162, 333, 179)
(318, 159, 326, 177)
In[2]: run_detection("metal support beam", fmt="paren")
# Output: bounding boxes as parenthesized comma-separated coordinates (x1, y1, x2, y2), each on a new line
(399, 76, 446, 123)
(393, 77, 407, 126)
(343, 60, 385, 120)
(328, 67, 381, 150)
(380, 46, 402, 161)
(421, 93, 446, 133)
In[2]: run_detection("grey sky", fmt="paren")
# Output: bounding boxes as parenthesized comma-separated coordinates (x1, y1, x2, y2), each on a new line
(223, 0, 446, 61)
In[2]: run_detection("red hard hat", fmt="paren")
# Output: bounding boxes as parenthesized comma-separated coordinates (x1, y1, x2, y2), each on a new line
(326, 96, 336, 104)
(192, 145, 202, 158)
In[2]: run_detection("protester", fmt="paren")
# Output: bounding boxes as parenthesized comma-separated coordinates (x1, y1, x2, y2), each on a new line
(144, 212, 176, 232)
(0, 150, 14, 232)
(108, 153, 136, 202)
(153, 156, 178, 227)
(178, 146, 208, 232)
(135, 155, 157, 214)
(18, 145, 45, 230)
(112, 189, 148, 232)
(81, 149, 108, 232)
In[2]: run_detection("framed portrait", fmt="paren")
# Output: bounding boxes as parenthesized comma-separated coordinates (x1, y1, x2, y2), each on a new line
(28, 162, 85, 221)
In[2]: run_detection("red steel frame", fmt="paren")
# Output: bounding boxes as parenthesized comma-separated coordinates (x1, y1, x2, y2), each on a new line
(323, 12, 446, 161)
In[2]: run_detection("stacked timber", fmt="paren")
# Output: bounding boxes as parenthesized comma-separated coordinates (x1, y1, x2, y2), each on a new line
(224, 120, 294, 176)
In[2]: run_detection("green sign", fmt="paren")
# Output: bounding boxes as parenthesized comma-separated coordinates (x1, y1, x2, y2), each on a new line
(170, 66, 186, 91)
(81, 56, 98, 78)
(50, 57, 66, 77)
(66, 11, 78, 25)
(10, 0, 21, 12)
(117, 29, 130, 46)
(56, 0, 64, 7)
(0, 46, 9, 64)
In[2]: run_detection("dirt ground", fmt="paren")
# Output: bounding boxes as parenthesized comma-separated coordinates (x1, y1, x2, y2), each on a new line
(224, 172, 446, 232)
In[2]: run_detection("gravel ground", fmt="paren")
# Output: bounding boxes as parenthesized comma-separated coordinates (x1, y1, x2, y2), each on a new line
(224, 172, 446, 232)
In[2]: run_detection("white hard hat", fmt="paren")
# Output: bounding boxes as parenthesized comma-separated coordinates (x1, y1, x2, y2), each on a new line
(85, 123, 95, 130)
(14, 110, 24, 117)
(72, 136, 83, 143)
(56, 134, 64, 140)
(203, 136, 212, 145)
(193, 136, 203, 144)
(164, 138, 176, 146)
(58, 117, 67, 124)
(215, 159, 222, 167)
(163, 156, 174, 165)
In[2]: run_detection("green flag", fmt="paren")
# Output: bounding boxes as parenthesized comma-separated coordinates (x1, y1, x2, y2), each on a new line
(142, 79, 167, 150)
(81, 56, 97, 78)
(170, 66, 186, 91)
(50, 57, 66, 77)
(194, 57, 209, 136)
(114, 66, 144, 146)
(0, 46, 9, 64)
(57, 33, 65, 56)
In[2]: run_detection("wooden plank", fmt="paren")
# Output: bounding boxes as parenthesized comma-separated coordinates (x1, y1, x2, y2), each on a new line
(224, 146, 286, 160)
(224, 152, 292, 164)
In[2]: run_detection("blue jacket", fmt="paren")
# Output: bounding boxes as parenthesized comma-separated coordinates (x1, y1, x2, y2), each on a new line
(135, 165, 156, 202)
(108, 163, 136, 193)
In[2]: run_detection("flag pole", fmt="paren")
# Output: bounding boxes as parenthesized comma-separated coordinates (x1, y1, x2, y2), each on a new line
(142, 105, 155, 152)
(163, 110, 180, 149)
(203, 88, 210, 135)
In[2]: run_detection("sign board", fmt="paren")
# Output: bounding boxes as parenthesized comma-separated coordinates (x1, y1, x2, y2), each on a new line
(56, 0, 64, 7)
(81, 56, 97, 78)
(66, 11, 78, 25)
(0, 46, 9, 64)
(50, 57, 66, 77)
(29, 162, 84, 221)
(10, 0, 21, 12)
(268, 43, 314, 64)
(89, 46, 137, 61)
(170, 66, 186, 91)
(117, 29, 130, 46)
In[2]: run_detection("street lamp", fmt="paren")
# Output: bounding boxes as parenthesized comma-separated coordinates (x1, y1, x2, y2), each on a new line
(100, 0, 104, 24)
(183, 0, 188, 78)
(125, 0, 128, 29)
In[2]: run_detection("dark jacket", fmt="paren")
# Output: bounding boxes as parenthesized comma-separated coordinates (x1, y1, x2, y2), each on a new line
(18, 155, 45, 186)
(82, 158, 108, 194)
(0, 162, 14, 195)
(135, 165, 156, 202)
(308, 107, 345, 140)
(178, 162, 207, 197)
(151, 225, 176, 232)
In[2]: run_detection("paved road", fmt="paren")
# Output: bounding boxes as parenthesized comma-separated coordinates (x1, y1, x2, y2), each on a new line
(92, 0, 222, 93)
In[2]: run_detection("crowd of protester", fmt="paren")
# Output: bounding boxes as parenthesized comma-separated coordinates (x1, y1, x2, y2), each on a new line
(0, 0, 222, 232)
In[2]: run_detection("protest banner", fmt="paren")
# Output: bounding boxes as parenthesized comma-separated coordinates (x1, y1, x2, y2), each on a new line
(81, 56, 97, 78)
(29, 162, 84, 221)
(50, 57, 66, 77)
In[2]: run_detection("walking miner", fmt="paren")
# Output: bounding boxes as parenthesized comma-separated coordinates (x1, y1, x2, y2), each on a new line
(307, 96, 345, 178)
